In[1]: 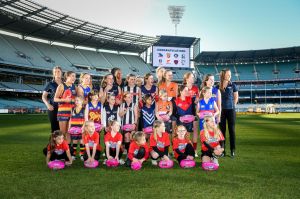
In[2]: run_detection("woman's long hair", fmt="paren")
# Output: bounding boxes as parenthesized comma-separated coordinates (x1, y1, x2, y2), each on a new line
(153, 120, 164, 141)
(203, 115, 222, 140)
(219, 68, 230, 92)
(48, 130, 64, 153)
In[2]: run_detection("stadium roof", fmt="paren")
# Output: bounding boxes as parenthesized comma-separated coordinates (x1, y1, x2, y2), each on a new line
(0, 0, 158, 53)
(195, 46, 300, 64)
(153, 35, 198, 48)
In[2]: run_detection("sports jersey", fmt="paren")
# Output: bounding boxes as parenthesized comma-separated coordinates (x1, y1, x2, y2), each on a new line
(149, 132, 170, 152)
(87, 101, 101, 123)
(101, 104, 120, 127)
(83, 131, 101, 151)
(47, 140, 69, 155)
(175, 96, 194, 116)
(43, 80, 59, 107)
(198, 98, 215, 119)
(141, 103, 155, 128)
(211, 86, 219, 102)
(128, 141, 149, 160)
(172, 138, 190, 158)
(158, 82, 178, 99)
(156, 100, 172, 115)
(120, 102, 136, 125)
(200, 130, 224, 151)
(104, 132, 123, 150)
(79, 85, 91, 98)
(187, 85, 199, 99)
(122, 85, 140, 105)
(57, 83, 76, 119)
(70, 107, 85, 128)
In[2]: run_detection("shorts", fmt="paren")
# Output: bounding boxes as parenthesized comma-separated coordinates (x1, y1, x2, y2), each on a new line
(57, 116, 70, 122)
(70, 134, 82, 140)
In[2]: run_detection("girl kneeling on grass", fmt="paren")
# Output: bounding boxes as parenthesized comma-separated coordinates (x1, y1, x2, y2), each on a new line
(104, 120, 124, 164)
(149, 120, 170, 166)
(82, 121, 101, 162)
(200, 116, 225, 166)
(126, 131, 149, 167)
(172, 125, 195, 164)
(43, 130, 72, 166)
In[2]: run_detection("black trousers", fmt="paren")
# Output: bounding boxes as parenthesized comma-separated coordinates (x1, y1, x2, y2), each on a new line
(126, 147, 146, 166)
(219, 109, 236, 151)
(48, 107, 59, 133)
(105, 148, 123, 160)
(83, 150, 101, 161)
(43, 147, 70, 161)
(177, 143, 195, 163)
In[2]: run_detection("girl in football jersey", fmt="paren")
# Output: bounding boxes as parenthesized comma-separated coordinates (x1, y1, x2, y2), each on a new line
(123, 73, 141, 105)
(141, 73, 158, 103)
(149, 120, 170, 166)
(82, 121, 101, 162)
(85, 90, 102, 129)
(101, 94, 121, 133)
(174, 85, 195, 134)
(200, 115, 224, 166)
(155, 89, 173, 134)
(119, 92, 138, 153)
(54, 71, 76, 143)
(197, 87, 219, 131)
(100, 74, 122, 105)
(172, 125, 195, 164)
(104, 120, 124, 163)
(141, 94, 155, 140)
(201, 74, 221, 122)
(183, 72, 199, 154)
(43, 130, 72, 166)
(68, 96, 85, 160)
(126, 131, 149, 167)
(77, 73, 92, 104)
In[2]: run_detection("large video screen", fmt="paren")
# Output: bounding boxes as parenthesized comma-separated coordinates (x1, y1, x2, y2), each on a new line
(152, 46, 190, 68)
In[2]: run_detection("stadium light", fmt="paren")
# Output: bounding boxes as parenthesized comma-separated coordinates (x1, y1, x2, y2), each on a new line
(168, 5, 185, 35)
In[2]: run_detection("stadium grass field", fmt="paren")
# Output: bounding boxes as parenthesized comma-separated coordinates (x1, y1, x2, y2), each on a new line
(0, 113, 299, 199)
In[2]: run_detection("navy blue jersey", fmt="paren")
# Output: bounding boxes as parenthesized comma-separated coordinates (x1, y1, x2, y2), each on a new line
(141, 103, 155, 128)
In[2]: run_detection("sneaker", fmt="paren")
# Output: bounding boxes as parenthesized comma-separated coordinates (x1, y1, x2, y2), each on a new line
(103, 159, 107, 165)
(80, 156, 84, 161)
(72, 156, 76, 161)
(151, 160, 158, 166)
(102, 153, 106, 157)
(119, 159, 125, 165)
(122, 149, 127, 155)
(195, 152, 199, 158)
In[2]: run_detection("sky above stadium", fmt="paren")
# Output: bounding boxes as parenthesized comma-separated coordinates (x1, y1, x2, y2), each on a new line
(34, 0, 300, 51)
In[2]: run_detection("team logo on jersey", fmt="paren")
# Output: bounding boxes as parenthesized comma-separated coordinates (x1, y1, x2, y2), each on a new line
(178, 143, 187, 151)
(88, 141, 95, 147)
(109, 142, 117, 149)
(134, 149, 139, 155)
(54, 149, 64, 155)
(209, 105, 213, 109)
(157, 141, 165, 148)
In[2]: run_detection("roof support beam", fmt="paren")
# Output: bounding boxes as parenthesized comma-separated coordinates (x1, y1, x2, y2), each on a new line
(24, 15, 69, 37)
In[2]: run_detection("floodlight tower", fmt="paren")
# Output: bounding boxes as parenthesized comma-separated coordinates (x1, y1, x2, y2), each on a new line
(168, 5, 185, 36)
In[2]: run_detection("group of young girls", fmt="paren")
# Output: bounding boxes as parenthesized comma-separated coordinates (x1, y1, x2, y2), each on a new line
(43, 66, 231, 169)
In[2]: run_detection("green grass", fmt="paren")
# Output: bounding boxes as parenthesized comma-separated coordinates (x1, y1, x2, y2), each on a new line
(0, 113, 299, 199)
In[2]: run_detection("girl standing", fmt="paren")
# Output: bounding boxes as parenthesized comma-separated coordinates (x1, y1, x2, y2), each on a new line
(101, 94, 121, 133)
(54, 71, 76, 142)
(77, 73, 92, 104)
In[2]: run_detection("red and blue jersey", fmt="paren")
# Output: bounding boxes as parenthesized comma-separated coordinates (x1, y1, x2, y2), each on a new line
(87, 101, 101, 123)
(175, 96, 194, 116)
